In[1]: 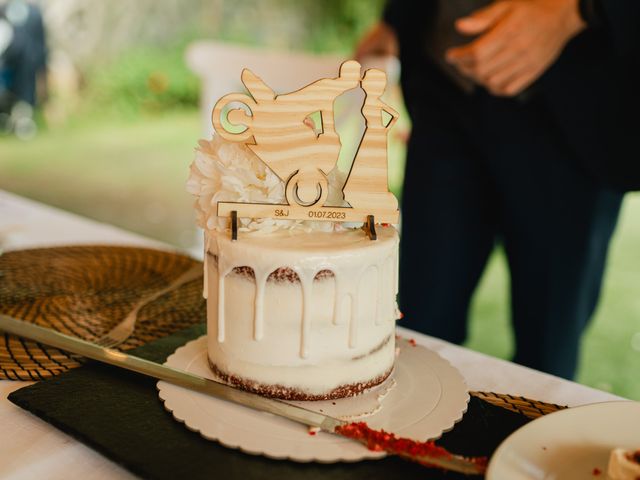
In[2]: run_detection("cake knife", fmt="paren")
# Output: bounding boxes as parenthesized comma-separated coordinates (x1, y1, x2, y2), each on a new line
(0, 314, 485, 475)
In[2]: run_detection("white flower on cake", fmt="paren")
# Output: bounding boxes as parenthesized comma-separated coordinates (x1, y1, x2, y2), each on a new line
(186, 135, 352, 234)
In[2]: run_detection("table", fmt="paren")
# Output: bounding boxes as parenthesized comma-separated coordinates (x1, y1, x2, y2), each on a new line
(0, 190, 622, 480)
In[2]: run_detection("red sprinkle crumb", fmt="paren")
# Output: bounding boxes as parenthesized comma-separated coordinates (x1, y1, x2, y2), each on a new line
(335, 422, 487, 472)
(592, 467, 601, 476)
(399, 311, 405, 319)
(408, 338, 417, 347)
(308, 430, 317, 436)
(382, 223, 390, 227)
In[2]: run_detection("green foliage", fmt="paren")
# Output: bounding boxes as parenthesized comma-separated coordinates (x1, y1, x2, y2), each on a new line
(63, 1, 387, 119)
(83, 41, 199, 117)
(207, 0, 385, 54)
(302, 0, 386, 53)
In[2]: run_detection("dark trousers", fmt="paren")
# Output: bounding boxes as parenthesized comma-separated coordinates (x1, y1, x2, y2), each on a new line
(398, 90, 623, 380)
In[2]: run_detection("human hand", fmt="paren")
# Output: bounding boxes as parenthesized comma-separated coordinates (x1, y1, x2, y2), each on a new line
(445, 0, 586, 97)
(354, 21, 399, 61)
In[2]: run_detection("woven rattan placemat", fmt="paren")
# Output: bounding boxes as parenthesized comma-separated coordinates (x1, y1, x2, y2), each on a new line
(0, 245, 206, 381)
(470, 391, 566, 419)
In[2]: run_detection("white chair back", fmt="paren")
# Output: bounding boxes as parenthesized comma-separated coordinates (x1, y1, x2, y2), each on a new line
(185, 41, 399, 137)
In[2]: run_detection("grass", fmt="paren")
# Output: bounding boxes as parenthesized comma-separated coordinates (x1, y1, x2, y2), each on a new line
(465, 198, 640, 399)
(1, 110, 639, 399)
(0, 111, 201, 248)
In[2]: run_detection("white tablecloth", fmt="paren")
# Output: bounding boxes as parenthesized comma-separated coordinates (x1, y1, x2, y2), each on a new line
(0, 190, 623, 480)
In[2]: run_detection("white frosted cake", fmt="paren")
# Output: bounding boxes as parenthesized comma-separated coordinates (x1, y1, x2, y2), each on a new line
(188, 136, 400, 400)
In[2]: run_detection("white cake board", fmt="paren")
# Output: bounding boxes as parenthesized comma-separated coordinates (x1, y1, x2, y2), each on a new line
(157, 335, 469, 463)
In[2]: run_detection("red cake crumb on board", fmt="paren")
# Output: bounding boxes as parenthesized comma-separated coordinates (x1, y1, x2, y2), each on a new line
(408, 338, 417, 347)
(335, 421, 487, 472)
(592, 467, 601, 476)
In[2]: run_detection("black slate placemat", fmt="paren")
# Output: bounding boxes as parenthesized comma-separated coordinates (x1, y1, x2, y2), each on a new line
(8, 324, 530, 479)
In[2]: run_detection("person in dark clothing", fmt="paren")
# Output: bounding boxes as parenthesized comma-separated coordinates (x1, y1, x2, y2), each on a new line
(356, 0, 639, 379)
(0, 1, 47, 135)
(0, 1, 47, 106)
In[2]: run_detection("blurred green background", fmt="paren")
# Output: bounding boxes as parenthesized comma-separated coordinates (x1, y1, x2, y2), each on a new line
(0, 0, 638, 399)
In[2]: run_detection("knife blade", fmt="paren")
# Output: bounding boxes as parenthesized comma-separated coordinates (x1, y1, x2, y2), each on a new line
(0, 314, 341, 431)
(0, 314, 485, 475)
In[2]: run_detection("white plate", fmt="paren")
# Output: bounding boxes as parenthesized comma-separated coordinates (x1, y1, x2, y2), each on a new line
(487, 401, 640, 479)
(157, 335, 469, 463)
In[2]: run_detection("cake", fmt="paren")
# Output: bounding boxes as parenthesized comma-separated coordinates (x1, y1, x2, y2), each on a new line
(608, 448, 640, 480)
(187, 61, 401, 400)
(204, 227, 398, 400)
(187, 135, 400, 400)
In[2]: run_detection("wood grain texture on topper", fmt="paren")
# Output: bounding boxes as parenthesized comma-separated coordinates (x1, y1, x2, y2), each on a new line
(211, 60, 400, 224)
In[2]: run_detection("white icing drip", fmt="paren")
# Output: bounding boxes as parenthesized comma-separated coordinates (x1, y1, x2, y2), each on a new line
(298, 269, 315, 358)
(384, 255, 395, 321)
(253, 270, 269, 341)
(202, 233, 209, 299)
(374, 263, 383, 325)
(332, 275, 343, 325)
(217, 270, 226, 342)
(205, 227, 399, 363)
(348, 292, 358, 349)
(392, 244, 399, 319)
(346, 266, 369, 349)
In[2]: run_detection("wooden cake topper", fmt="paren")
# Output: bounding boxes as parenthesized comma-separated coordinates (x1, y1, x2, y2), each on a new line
(211, 60, 400, 238)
